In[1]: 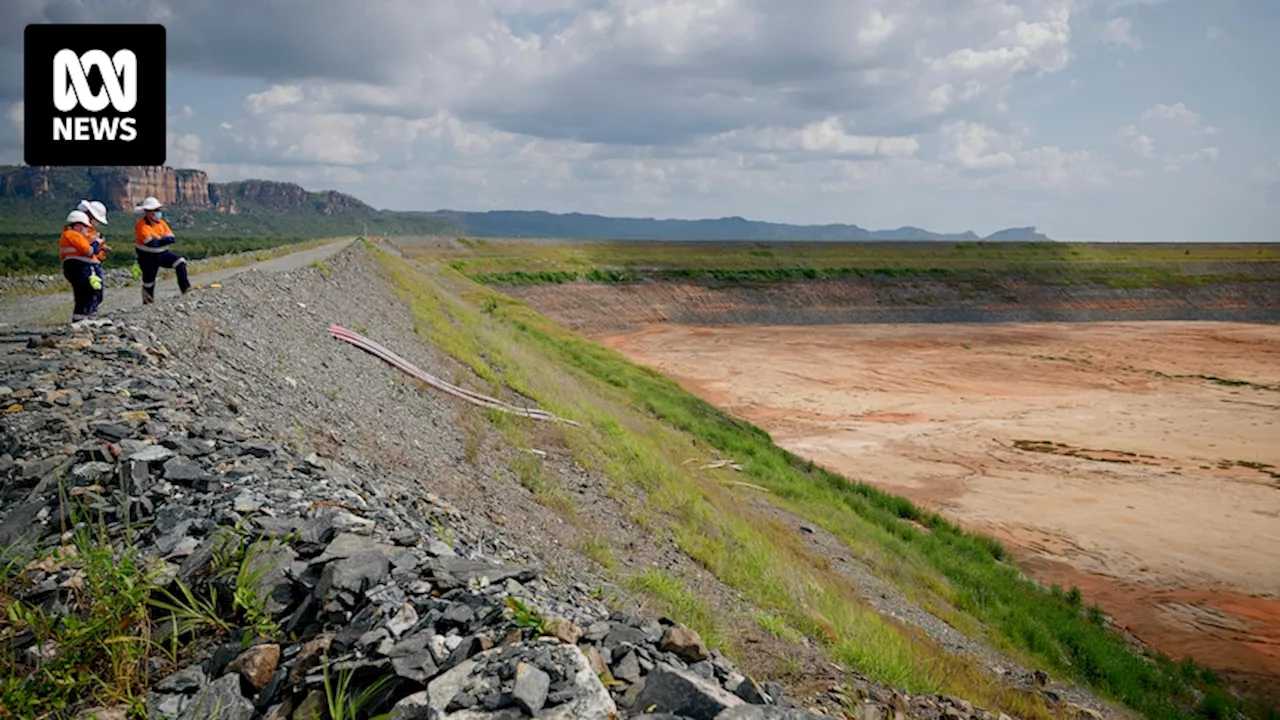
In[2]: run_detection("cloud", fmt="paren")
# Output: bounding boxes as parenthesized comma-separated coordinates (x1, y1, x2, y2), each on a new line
(167, 132, 202, 167)
(0, 0, 1271, 240)
(1205, 26, 1223, 40)
(708, 117, 921, 158)
(6, 100, 20, 136)
(1117, 103, 1220, 171)
(1141, 102, 1202, 130)
(1102, 17, 1141, 49)
(940, 122, 1017, 169)
(0, 100, 21, 158)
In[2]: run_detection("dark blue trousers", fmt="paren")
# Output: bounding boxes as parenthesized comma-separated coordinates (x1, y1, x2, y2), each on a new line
(89, 264, 104, 316)
(62, 261, 95, 322)
(137, 248, 189, 303)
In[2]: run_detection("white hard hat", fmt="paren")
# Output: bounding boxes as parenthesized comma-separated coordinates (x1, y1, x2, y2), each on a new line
(66, 210, 91, 226)
(134, 196, 163, 212)
(77, 199, 108, 225)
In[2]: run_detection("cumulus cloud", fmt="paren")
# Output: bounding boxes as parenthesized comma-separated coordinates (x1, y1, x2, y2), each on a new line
(167, 132, 202, 167)
(1102, 17, 1141, 49)
(7, 100, 21, 136)
(1116, 103, 1219, 171)
(0, 0, 1270, 239)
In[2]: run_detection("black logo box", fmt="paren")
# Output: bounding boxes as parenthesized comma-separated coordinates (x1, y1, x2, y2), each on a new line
(24, 23, 167, 167)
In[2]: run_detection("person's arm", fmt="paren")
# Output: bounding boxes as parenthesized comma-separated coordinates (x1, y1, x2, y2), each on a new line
(136, 220, 175, 248)
(65, 231, 93, 257)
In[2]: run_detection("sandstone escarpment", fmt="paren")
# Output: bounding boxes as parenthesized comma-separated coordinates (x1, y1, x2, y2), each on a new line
(87, 166, 213, 211)
(0, 166, 372, 217)
(0, 166, 52, 199)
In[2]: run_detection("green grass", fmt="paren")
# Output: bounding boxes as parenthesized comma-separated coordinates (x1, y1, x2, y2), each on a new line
(0, 192, 459, 240)
(0, 486, 282, 718)
(372, 249, 1081, 719)
(371, 246, 1269, 720)
(627, 569, 727, 651)
(0, 232, 331, 275)
(401, 238, 1279, 292)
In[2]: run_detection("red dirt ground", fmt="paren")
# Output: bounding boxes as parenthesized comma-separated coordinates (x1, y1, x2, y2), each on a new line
(597, 320, 1280, 703)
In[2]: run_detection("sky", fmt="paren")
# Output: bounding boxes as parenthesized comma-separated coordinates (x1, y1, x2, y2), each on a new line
(1, 0, 1277, 241)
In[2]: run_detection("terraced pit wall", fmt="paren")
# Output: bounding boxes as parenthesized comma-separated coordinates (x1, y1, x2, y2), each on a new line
(498, 264, 1280, 336)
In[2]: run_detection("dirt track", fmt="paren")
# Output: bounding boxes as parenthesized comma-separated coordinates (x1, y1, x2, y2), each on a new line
(598, 320, 1280, 701)
(0, 238, 353, 331)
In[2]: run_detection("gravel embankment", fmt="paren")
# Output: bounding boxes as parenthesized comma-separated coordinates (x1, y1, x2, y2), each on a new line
(0, 243, 1120, 719)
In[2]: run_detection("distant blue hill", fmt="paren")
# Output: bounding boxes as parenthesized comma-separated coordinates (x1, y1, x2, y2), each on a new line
(425, 210, 1053, 242)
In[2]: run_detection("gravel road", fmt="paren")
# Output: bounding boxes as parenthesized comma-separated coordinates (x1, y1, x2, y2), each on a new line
(0, 237, 353, 331)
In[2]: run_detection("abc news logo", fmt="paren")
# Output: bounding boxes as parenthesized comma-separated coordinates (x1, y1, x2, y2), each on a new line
(24, 24, 166, 166)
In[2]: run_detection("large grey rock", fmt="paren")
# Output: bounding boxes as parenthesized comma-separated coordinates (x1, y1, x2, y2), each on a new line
(174, 674, 253, 720)
(427, 644, 616, 720)
(72, 461, 115, 484)
(245, 544, 297, 616)
(425, 557, 538, 590)
(152, 664, 207, 694)
(612, 650, 642, 684)
(389, 634, 440, 683)
(513, 662, 550, 715)
(162, 456, 211, 485)
(0, 500, 48, 546)
(313, 532, 383, 562)
(128, 444, 175, 463)
(635, 665, 745, 720)
(315, 551, 390, 603)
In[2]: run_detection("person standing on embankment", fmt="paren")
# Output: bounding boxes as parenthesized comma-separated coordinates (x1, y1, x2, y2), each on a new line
(76, 199, 112, 316)
(58, 210, 102, 325)
(132, 197, 190, 303)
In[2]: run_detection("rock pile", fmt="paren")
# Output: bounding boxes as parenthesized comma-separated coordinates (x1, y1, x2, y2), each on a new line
(0, 321, 854, 720)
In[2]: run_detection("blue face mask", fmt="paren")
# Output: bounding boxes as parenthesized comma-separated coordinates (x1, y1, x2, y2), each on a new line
(153, 211, 163, 219)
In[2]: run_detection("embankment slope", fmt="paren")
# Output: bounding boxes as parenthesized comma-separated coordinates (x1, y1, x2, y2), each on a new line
(0, 243, 1106, 720)
(466, 242, 1280, 710)
(1, 241, 1266, 720)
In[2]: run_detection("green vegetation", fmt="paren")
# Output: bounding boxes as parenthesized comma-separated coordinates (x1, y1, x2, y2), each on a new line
(0, 232, 321, 275)
(404, 238, 1279, 292)
(627, 569, 726, 651)
(0, 483, 281, 718)
(0, 195, 458, 240)
(372, 245, 1268, 720)
(317, 656, 395, 720)
(376, 250, 1066, 719)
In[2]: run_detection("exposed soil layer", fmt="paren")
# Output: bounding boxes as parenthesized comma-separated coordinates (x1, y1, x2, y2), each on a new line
(503, 275, 1280, 333)
(580, 319, 1280, 704)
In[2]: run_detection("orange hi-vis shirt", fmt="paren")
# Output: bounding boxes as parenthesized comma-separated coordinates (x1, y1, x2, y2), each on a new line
(59, 226, 100, 264)
(134, 217, 175, 253)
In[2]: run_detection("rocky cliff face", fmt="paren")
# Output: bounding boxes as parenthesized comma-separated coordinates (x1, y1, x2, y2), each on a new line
(210, 181, 372, 214)
(0, 166, 371, 217)
(87, 166, 213, 211)
(0, 166, 52, 199)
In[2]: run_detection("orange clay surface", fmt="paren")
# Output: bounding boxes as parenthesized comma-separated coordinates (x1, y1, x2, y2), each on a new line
(598, 321, 1280, 700)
